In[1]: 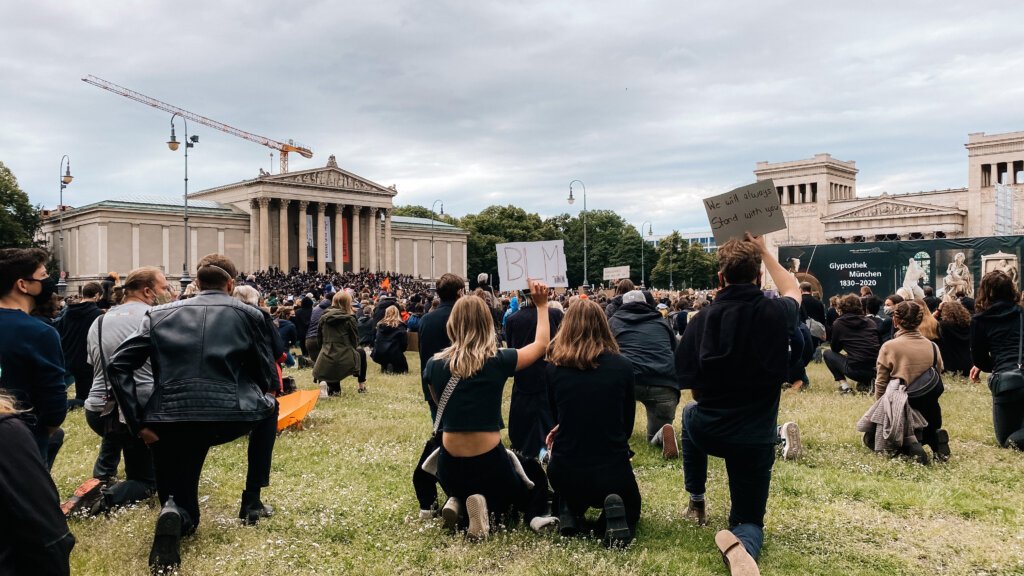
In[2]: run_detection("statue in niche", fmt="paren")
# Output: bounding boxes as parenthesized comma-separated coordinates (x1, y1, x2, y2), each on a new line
(941, 252, 974, 302)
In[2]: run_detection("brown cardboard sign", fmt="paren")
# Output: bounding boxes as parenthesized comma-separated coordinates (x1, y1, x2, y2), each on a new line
(703, 179, 786, 244)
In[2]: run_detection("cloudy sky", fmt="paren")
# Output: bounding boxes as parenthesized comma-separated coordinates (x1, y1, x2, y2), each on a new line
(3, 1, 1023, 235)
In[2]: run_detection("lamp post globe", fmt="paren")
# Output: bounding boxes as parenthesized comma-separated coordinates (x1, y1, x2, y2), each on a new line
(568, 180, 587, 288)
(56, 155, 73, 295)
(168, 114, 195, 289)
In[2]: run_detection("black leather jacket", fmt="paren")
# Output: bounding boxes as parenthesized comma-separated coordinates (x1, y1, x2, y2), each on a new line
(107, 290, 277, 435)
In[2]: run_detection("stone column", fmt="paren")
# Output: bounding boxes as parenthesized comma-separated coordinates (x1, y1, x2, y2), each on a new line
(334, 204, 346, 272)
(279, 199, 290, 272)
(297, 201, 309, 272)
(384, 208, 393, 272)
(352, 206, 361, 272)
(249, 200, 258, 272)
(317, 202, 328, 274)
(258, 197, 271, 271)
(368, 208, 378, 272)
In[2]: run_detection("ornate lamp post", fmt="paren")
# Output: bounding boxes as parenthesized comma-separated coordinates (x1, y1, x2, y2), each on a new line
(56, 156, 73, 295)
(430, 199, 444, 288)
(639, 221, 652, 288)
(167, 114, 198, 289)
(567, 180, 587, 288)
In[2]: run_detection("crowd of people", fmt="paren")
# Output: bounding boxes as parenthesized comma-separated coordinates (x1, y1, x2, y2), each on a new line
(1, 233, 1023, 575)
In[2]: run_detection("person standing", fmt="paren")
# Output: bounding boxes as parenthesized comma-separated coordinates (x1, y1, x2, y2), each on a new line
(106, 254, 278, 572)
(56, 281, 105, 409)
(675, 232, 802, 576)
(0, 248, 67, 469)
(610, 289, 679, 459)
(505, 289, 564, 458)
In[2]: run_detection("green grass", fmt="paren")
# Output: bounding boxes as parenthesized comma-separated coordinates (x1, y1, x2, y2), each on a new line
(54, 357, 1024, 575)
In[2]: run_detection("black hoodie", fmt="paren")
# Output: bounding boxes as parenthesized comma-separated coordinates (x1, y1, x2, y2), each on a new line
(971, 301, 1023, 374)
(55, 300, 104, 373)
(829, 313, 881, 369)
(609, 302, 678, 389)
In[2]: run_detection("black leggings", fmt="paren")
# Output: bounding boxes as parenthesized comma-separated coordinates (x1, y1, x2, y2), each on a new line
(994, 388, 1024, 449)
(548, 458, 640, 529)
(437, 443, 522, 518)
(908, 382, 944, 448)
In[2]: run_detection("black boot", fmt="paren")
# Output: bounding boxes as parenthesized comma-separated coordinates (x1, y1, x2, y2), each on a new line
(602, 494, 632, 549)
(932, 429, 951, 462)
(558, 499, 580, 537)
(239, 490, 274, 525)
(149, 496, 184, 573)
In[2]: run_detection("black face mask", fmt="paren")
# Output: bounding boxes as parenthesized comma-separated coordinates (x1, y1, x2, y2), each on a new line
(32, 277, 57, 306)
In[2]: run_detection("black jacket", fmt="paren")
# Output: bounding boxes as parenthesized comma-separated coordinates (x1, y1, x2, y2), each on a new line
(357, 314, 377, 347)
(609, 302, 678, 389)
(305, 299, 332, 339)
(107, 290, 277, 435)
(373, 296, 398, 322)
(417, 300, 456, 401)
(800, 294, 827, 326)
(604, 295, 624, 318)
(829, 313, 881, 368)
(372, 322, 408, 366)
(938, 321, 972, 377)
(0, 414, 74, 576)
(293, 302, 313, 341)
(505, 306, 564, 394)
(971, 301, 1022, 374)
(55, 301, 104, 373)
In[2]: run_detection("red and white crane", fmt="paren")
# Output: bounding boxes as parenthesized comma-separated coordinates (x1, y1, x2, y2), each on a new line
(82, 74, 313, 173)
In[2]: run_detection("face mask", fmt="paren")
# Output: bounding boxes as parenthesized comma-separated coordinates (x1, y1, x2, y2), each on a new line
(883, 306, 893, 315)
(32, 277, 57, 307)
(153, 293, 174, 306)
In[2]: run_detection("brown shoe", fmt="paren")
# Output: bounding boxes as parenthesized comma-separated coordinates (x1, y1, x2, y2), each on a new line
(683, 499, 707, 526)
(660, 424, 679, 459)
(715, 530, 761, 576)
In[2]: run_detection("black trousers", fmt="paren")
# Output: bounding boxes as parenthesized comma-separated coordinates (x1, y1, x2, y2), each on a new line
(326, 349, 368, 393)
(71, 365, 93, 403)
(85, 408, 155, 487)
(436, 444, 522, 519)
(548, 458, 640, 530)
(908, 382, 944, 448)
(375, 351, 408, 374)
(149, 401, 278, 531)
(823, 350, 876, 385)
(994, 387, 1024, 449)
(508, 389, 554, 459)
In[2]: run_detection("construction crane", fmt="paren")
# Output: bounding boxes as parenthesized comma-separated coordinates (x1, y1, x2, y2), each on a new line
(82, 74, 313, 173)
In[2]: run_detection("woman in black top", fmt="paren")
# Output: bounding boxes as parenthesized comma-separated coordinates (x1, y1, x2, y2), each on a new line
(372, 305, 409, 374)
(970, 271, 1024, 449)
(545, 298, 639, 548)
(935, 300, 972, 377)
(424, 281, 551, 540)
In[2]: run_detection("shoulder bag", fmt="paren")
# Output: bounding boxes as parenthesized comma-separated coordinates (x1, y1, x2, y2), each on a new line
(96, 315, 127, 434)
(989, 311, 1024, 396)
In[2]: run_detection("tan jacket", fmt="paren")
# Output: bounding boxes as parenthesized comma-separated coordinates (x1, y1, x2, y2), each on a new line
(874, 329, 944, 399)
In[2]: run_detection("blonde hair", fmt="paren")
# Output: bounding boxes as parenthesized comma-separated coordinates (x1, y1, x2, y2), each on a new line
(913, 298, 940, 340)
(547, 299, 619, 370)
(435, 296, 498, 378)
(0, 393, 22, 415)
(123, 266, 164, 294)
(380, 305, 402, 328)
(332, 291, 354, 314)
(232, 285, 261, 306)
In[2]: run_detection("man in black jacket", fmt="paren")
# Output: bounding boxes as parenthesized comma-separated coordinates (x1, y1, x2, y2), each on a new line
(824, 294, 881, 394)
(610, 289, 679, 459)
(108, 254, 278, 572)
(56, 281, 105, 409)
(675, 233, 801, 574)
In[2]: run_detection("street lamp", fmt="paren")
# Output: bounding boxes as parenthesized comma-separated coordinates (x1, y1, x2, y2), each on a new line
(56, 156, 73, 295)
(567, 180, 587, 288)
(168, 114, 198, 289)
(430, 199, 444, 288)
(639, 221, 652, 288)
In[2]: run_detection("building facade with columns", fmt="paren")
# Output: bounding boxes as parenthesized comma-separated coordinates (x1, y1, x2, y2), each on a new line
(760, 130, 1024, 250)
(39, 155, 469, 291)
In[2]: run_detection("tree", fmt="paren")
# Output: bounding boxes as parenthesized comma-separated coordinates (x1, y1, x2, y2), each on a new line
(651, 234, 718, 290)
(459, 205, 560, 289)
(0, 161, 41, 249)
(544, 209, 651, 289)
(392, 204, 456, 224)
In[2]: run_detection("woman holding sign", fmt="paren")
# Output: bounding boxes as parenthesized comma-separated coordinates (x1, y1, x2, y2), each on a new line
(423, 279, 552, 540)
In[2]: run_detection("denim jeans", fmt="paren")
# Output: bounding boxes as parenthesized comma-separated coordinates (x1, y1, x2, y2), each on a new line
(681, 403, 775, 560)
(634, 384, 680, 442)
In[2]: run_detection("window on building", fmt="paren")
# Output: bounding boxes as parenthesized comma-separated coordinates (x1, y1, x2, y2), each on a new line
(1014, 161, 1023, 184)
(982, 164, 992, 187)
(810, 182, 817, 203)
(777, 187, 784, 203)
(787, 186, 795, 205)
(999, 162, 1009, 185)
(799, 184, 807, 204)
(852, 235, 866, 243)
(909, 232, 925, 240)
(935, 231, 947, 239)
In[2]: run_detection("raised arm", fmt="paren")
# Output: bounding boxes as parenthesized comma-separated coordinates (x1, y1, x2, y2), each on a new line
(747, 231, 801, 305)
(515, 280, 551, 371)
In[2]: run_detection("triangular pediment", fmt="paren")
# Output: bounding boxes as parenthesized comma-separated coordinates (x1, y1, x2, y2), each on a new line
(261, 164, 397, 196)
(822, 194, 965, 222)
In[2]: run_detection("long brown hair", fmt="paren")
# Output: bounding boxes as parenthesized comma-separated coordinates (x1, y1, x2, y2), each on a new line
(977, 270, 1019, 313)
(331, 291, 354, 314)
(938, 301, 970, 328)
(435, 296, 497, 378)
(913, 298, 940, 340)
(547, 299, 619, 370)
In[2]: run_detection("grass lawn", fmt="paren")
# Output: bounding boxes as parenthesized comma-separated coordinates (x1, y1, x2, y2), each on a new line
(53, 355, 1024, 575)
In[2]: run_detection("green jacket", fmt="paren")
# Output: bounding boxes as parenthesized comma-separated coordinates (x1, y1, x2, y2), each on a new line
(312, 308, 361, 382)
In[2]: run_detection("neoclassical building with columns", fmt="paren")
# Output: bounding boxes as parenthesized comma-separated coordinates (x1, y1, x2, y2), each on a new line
(39, 155, 469, 291)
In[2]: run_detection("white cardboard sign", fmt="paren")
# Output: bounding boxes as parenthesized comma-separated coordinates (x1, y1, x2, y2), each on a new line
(603, 265, 631, 281)
(495, 240, 569, 291)
(703, 179, 786, 245)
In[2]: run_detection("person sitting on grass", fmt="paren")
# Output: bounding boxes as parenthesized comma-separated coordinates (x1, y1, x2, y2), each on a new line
(970, 270, 1024, 450)
(675, 232, 802, 576)
(545, 298, 639, 548)
(313, 291, 367, 395)
(824, 294, 881, 394)
(424, 280, 551, 540)
(372, 305, 409, 375)
(872, 301, 949, 464)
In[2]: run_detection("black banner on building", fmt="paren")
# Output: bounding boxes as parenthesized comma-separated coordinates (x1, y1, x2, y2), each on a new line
(778, 236, 1024, 300)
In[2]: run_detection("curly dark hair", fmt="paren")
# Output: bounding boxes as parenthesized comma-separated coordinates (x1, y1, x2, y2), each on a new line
(976, 270, 1019, 313)
(938, 300, 971, 328)
(837, 293, 863, 315)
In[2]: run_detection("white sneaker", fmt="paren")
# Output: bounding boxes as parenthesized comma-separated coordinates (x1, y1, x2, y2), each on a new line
(781, 421, 802, 461)
(319, 382, 329, 399)
(465, 494, 489, 540)
(441, 497, 460, 530)
(529, 515, 559, 532)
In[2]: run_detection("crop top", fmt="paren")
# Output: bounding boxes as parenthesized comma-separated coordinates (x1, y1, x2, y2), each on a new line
(424, 348, 518, 432)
